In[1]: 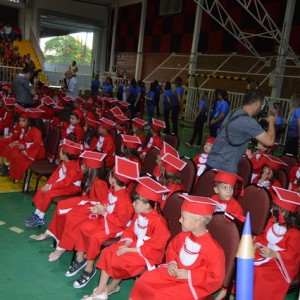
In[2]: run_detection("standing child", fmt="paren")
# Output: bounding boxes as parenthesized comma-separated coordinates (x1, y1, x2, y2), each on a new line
(130, 195, 225, 300)
(65, 156, 138, 289)
(193, 136, 215, 178)
(253, 187, 300, 300)
(25, 139, 83, 228)
(81, 176, 170, 300)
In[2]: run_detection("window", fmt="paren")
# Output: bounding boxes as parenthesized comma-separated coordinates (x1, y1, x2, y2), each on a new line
(159, 0, 183, 16)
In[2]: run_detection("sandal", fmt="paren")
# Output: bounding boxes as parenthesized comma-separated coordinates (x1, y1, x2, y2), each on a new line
(81, 288, 108, 300)
(36, 232, 50, 241)
(48, 249, 65, 262)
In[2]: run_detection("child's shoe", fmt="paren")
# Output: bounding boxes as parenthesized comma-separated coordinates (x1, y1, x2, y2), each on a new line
(65, 258, 87, 277)
(73, 268, 96, 288)
(25, 217, 47, 228)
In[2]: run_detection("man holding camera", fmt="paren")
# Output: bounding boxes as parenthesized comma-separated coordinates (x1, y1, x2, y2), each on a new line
(12, 66, 38, 108)
(206, 89, 275, 174)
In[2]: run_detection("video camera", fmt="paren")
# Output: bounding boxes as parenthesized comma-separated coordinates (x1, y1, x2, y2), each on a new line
(256, 99, 270, 130)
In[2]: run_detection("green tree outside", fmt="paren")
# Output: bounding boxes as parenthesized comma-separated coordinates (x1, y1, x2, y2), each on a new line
(44, 35, 92, 65)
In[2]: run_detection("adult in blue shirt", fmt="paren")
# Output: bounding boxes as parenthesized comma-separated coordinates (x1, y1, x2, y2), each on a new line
(186, 92, 208, 148)
(209, 90, 230, 137)
(171, 77, 184, 136)
(162, 81, 172, 134)
(102, 77, 114, 98)
(126, 78, 138, 117)
(154, 80, 162, 116)
(145, 82, 156, 125)
(284, 93, 300, 156)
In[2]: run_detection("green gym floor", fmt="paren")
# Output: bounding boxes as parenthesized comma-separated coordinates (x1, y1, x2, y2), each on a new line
(0, 121, 297, 300)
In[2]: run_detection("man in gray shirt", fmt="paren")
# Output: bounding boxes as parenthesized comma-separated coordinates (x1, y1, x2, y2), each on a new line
(12, 66, 38, 108)
(206, 89, 275, 174)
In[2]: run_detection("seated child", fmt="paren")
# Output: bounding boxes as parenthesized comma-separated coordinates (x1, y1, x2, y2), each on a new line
(130, 195, 225, 300)
(65, 156, 138, 289)
(34, 151, 108, 258)
(25, 139, 83, 228)
(253, 187, 300, 300)
(212, 171, 244, 220)
(83, 117, 99, 151)
(81, 176, 171, 300)
(288, 163, 300, 192)
(61, 109, 84, 143)
(131, 117, 146, 155)
(0, 97, 14, 134)
(193, 136, 215, 177)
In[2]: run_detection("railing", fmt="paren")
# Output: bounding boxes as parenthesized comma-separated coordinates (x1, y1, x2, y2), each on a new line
(0, 66, 22, 82)
(29, 28, 45, 68)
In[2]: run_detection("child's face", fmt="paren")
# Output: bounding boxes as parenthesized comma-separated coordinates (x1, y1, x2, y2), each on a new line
(214, 183, 234, 201)
(262, 165, 273, 177)
(59, 149, 69, 161)
(19, 117, 28, 127)
(179, 210, 198, 232)
(156, 154, 162, 165)
(203, 142, 213, 153)
(70, 115, 79, 125)
(133, 198, 149, 214)
(98, 126, 106, 135)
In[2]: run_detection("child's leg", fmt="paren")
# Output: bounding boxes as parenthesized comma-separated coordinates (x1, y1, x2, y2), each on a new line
(76, 251, 85, 262)
(84, 260, 94, 273)
(107, 279, 122, 294)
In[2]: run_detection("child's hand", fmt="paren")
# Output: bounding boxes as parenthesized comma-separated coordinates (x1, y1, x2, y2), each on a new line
(18, 144, 25, 150)
(167, 263, 178, 276)
(176, 268, 188, 279)
(259, 246, 278, 259)
(88, 205, 98, 214)
(116, 246, 128, 256)
(41, 184, 50, 193)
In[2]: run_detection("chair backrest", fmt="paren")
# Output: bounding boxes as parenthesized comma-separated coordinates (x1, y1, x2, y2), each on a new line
(237, 156, 253, 186)
(165, 134, 179, 150)
(42, 121, 50, 144)
(180, 156, 196, 194)
(279, 155, 298, 175)
(237, 184, 271, 236)
(162, 191, 184, 241)
(192, 169, 216, 197)
(44, 126, 60, 156)
(140, 147, 160, 175)
(115, 133, 123, 157)
(277, 168, 289, 189)
(207, 214, 240, 289)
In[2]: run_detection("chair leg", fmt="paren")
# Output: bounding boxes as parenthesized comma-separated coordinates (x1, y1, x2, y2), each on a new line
(35, 175, 41, 194)
(22, 169, 28, 193)
(26, 170, 33, 193)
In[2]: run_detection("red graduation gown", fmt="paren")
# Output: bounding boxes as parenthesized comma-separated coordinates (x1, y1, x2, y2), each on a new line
(75, 188, 134, 260)
(96, 210, 170, 278)
(253, 218, 300, 300)
(0, 109, 13, 133)
(130, 231, 225, 300)
(46, 177, 109, 250)
(8, 127, 45, 180)
(33, 159, 82, 213)
(142, 135, 163, 154)
(193, 152, 208, 177)
(90, 133, 116, 168)
(212, 195, 244, 219)
(289, 164, 300, 192)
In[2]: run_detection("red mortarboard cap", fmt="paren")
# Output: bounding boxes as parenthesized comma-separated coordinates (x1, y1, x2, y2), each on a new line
(114, 114, 129, 125)
(2, 83, 12, 90)
(151, 118, 165, 131)
(136, 177, 169, 202)
(102, 97, 111, 103)
(132, 117, 147, 129)
(80, 150, 106, 169)
(113, 156, 140, 185)
(161, 153, 187, 173)
(63, 96, 73, 102)
(272, 186, 300, 212)
(26, 107, 45, 119)
(262, 154, 287, 171)
(214, 171, 244, 196)
(73, 109, 84, 120)
(181, 194, 219, 216)
(85, 117, 100, 129)
(110, 106, 124, 116)
(121, 134, 142, 149)
(15, 104, 27, 115)
(76, 97, 85, 104)
(119, 101, 130, 109)
(109, 99, 119, 106)
(53, 104, 64, 112)
(99, 117, 116, 130)
(85, 111, 96, 120)
(160, 141, 179, 157)
(206, 136, 215, 144)
(42, 96, 55, 106)
(4, 97, 15, 106)
(61, 138, 83, 155)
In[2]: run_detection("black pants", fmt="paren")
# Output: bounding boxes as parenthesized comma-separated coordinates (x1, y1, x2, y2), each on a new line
(189, 115, 207, 146)
(16, 102, 33, 108)
(171, 105, 180, 136)
(155, 97, 160, 116)
(284, 136, 298, 157)
(163, 108, 171, 134)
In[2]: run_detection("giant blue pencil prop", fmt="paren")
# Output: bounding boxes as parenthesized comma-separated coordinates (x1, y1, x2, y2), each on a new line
(236, 212, 254, 300)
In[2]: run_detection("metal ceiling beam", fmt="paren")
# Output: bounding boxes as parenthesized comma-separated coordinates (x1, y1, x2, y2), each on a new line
(192, 0, 268, 64)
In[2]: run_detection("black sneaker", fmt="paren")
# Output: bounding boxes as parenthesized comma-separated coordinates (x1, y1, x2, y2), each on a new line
(65, 258, 87, 277)
(73, 268, 96, 288)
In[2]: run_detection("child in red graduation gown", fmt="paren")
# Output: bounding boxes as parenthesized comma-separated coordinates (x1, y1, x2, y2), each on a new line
(131, 117, 146, 155)
(140, 119, 164, 159)
(0, 97, 14, 134)
(25, 139, 83, 228)
(253, 187, 300, 300)
(83, 117, 99, 151)
(34, 151, 109, 261)
(7, 108, 46, 180)
(193, 136, 215, 178)
(130, 195, 225, 300)
(288, 164, 300, 192)
(61, 109, 84, 143)
(65, 156, 138, 289)
(81, 177, 171, 300)
(90, 117, 116, 169)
